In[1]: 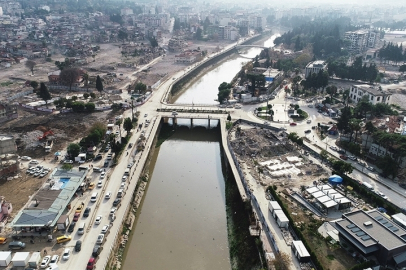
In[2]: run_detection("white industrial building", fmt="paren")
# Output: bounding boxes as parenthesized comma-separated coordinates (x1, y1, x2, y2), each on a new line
(291, 241, 311, 262)
(306, 184, 352, 213)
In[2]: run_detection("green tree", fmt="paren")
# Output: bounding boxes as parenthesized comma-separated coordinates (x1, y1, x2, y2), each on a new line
(90, 93, 96, 99)
(83, 93, 90, 99)
(134, 82, 147, 94)
(123, 117, 133, 134)
(227, 114, 231, 122)
(326, 85, 337, 102)
(96, 75, 103, 95)
(195, 27, 203, 40)
(118, 30, 128, 42)
(217, 82, 232, 104)
(67, 143, 81, 158)
(332, 160, 353, 174)
(30, 81, 39, 90)
(61, 164, 73, 171)
(25, 60, 36, 75)
(37, 82, 52, 107)
(149, 36, 158, 48)
(85, 102, 95, 112)
(320, 149, 328, 163)
(60, 68, 80, 91)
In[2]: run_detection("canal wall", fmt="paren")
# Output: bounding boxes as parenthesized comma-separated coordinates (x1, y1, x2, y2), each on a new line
(167, 32, 272, 103)
(220, 118, 282, 257)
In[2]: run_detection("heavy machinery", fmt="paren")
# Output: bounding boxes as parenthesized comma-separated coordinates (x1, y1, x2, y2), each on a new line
(37, 126, 54, 140)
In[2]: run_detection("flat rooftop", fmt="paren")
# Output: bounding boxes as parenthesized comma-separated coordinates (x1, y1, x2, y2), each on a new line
(337, 209, 406, 250)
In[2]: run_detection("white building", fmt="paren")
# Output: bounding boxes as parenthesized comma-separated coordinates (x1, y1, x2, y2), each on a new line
(121, 8, 133, 16)
(0, 7, 3, 16)
(345, 30, 377, 53)
(305, 60, 328, 78)
(349, 84, 392, 105)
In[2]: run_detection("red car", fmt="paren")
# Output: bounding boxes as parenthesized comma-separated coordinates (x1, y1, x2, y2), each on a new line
(87, 257, 96, 270)
(73, 213, 80, 222)
(289, 122, 297, 126)
(340, 155, 348, 160)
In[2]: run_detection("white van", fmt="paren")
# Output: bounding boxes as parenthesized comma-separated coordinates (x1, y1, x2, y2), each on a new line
(124, 168, 130, 176)
(90, 192, 98, 202)
(93, 167, 102, 172)
(77, 222, 85, 235)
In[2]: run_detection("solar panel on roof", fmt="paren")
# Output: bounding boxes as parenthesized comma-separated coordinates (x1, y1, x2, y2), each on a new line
(351, 228, 360, 233)
(356, 232, 365, 237)
(375, 216, 383, 221)
(391, 227, 399, 232)
(381, 220, 388, 224)
(347, 224, 356, 229)
(361, 235, 371, 241)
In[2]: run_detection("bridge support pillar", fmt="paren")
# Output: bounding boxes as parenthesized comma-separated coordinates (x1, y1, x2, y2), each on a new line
(190, 118, 193, 128)
(208, 118, 210, 129)
(172, 117, 177, 129)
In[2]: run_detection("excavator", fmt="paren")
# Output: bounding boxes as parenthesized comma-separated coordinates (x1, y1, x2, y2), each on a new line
(37, 126, 54, 140)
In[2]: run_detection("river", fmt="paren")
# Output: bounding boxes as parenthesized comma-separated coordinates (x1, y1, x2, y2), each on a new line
(174, 34, 279, 105)
(122, 34, 279, 270)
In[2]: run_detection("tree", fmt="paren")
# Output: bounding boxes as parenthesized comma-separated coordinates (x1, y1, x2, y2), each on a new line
(123, 117, 133, 135)
(37, 82, 52, 107)
(272, 252, 290, 270)
(118, 30, 128, 42)
(134, 82, 147, 94)
(83, 93, 90, 99)
(60, 68, 81, 91)
(82, 73, 89, 91)
(320, 149, 328, 163)
(25, 60, 36, 75)
(325, 85, 337, 102)
(30, 81, 39, 90)
(227, 114, 231, 122)
(195, 27, 203, 40)
(90, 93, 96, 99)
(61, 164, 73, 171)
(332, 160, 353, 174)
(85, 102, 95, 112)
(149, 36, 158, 48)
(217, 82, 232, 104)
(96, 75, 103, 95)
(67, 143, 81, 158)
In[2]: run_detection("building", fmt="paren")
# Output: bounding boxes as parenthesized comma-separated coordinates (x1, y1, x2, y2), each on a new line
(0, 103, 17, 123)
(174, 50, 199, 63)
(305, 60, 328, 78)
(262, 68, 281, 82)
(0, 135, 18, 178)
(306, 184, 352, 213)
(334, 209, 406, 268)
(392, 213, 406, 230)
(349, 84, 392, 105)
(291, 241, 311, 262)
(11, 168, 87, 232)
(345, 30, 377, 54)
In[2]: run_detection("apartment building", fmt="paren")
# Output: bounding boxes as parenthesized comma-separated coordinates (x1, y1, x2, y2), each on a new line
(304, 60, 328, 78)
(345, 30, 377, 54)
(349, 84, 391, 105)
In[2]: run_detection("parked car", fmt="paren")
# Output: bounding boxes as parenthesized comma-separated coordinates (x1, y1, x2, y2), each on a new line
(367, 166, 375, 172)
(83, 207, 91, 217)
(64, 160, 73, 164)
(75, 205, 84, 213)
(101, 225, 110, 234)
(87, 257, 96, 269)
(306, 119, 311, 124)
(96, 234, 104, 244)
(93, 154, 102, 161)
(348, 155, 357, 161)
(105, 192, 111, 199)
(62, 248, 70, 260)
(40, 255, 51, 268)
(127, 163, 134, 168)
(289, 122, 297, 126)
(109, 208, 117, 216)
(100, 172, 105, 179)
(49, 255, 59, 266)
(75, 240, 82, 252)
(113, 198, 121, 207)
(329, 146, 337, 151)
(29, 160, 39, 165)
(0, 237, 7, 245)
(304, 130, 311, 134)
(73, 213, 80, 222)
(128, 143, 133, 148)
(337, 149, 345, 154)
(21, 156, 31, 161)
(97, 181, 103, 188)
(67, 222, 76, 233)
(340, 155, 348, 160)
(8, 241, 25, 250)
(56, 235, 71, 244)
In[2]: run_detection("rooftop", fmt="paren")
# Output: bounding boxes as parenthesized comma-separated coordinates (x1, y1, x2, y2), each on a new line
(336, 209, 406, 250)
(353, 84, 391, 96)
(11, 168, 87, 228)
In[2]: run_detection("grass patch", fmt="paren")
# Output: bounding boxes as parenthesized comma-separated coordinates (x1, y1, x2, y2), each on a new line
(0, 81, 13, 87)
(327, 254, 335, 260)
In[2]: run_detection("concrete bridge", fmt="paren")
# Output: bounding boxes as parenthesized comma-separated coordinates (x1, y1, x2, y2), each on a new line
(235, 44, 268, 49)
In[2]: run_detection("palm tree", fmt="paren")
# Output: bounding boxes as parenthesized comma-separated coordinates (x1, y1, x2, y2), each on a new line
(364, 121, 376, 150)
(83, 73, 89, 92)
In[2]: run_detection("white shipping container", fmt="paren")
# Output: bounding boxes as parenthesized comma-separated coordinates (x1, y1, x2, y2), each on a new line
(28, 252, 41, 268)
(12, 252, 30, 267)
(0, 251, 12, 267)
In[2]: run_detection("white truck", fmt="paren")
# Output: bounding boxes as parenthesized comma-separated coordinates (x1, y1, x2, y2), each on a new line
(45, 140, 53, 153)
(362, 182, 373, 190)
